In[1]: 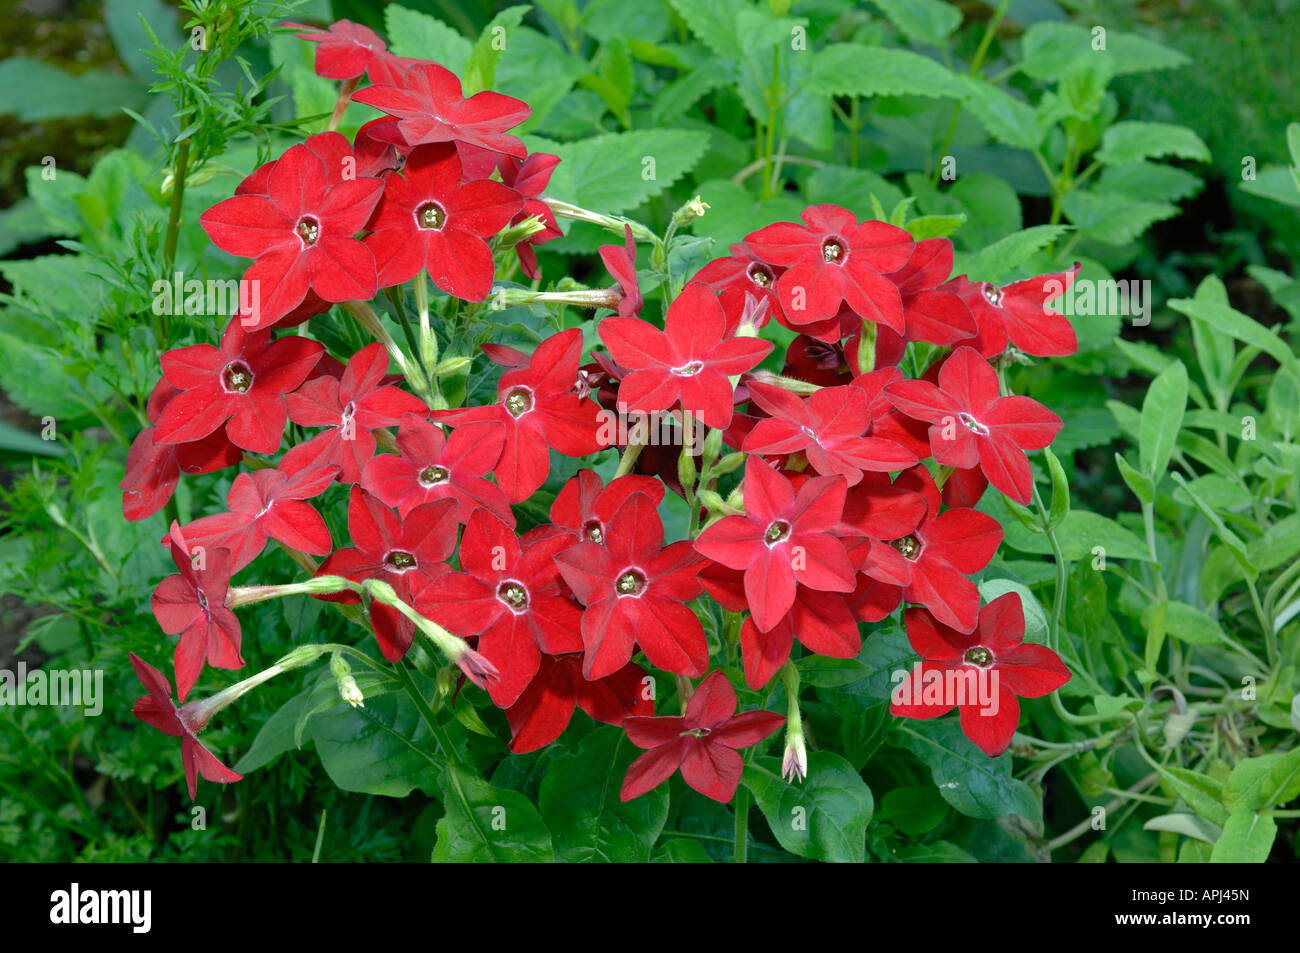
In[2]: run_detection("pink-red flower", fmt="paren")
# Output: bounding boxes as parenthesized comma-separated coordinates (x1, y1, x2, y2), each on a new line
(744, 205, 914, 332)
(364, 142, 523, 298)
(498, 152, 563, 279)
(361, 413, 512, 524)
(352, 62, 531, 157)
(620, 670, 785, 803)
(315, 488, 458, 661)
(555, 492, 707, 680)
(153, 321, 323, 454)
(694, 458, 856, 632)
(151, 523, 242, 701)
(285, 19, 387, 80)
(884, 346, 1063, 504)
(742, 381, 917, 484)
(129, 653, 241, 800)
(283, 342, 428, 483)
(200, 142, 383, 328)
(416, 512, 582, 707)
(432, 329, 609, 502)
(956, 263, 1081, 358)
(885, 238, 976, 345)
(505, 653, 653, 753)
(599, 282, 772, 430)
(889, 592, 1071, 756)
(175, 464, 338, 571)
(599, 226, 642, 317)
(549, 471, 664, 544)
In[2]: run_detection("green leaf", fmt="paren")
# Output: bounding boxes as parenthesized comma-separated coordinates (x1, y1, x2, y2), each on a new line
(529, 129, 710, 213)
(890, 721, 1042, 826)
(650, 60, 735, 126)
(385, 5, 473, 73)
(1139, 359, 1188, 479)
(1044, 446, 1070, 530)
(432, 765, 555, 862)
(1060, 190, 1179, 246)
(1158, 766, 1228, 826)
(877, 785, 948, 836)
(743, 752, 874, 862)
(234, 685, 310, 773)
(0, 422, 64, 457)
(537, 728, 669, 862)
(1209, 809, 1276, 862)
(894, 841, 977, 862)
(651, 838, 713, 862)
(1141, 601, 1225, 647)
(463, 5, 531, 95)
(0, 58, 146, 121)
(1224, 754, 1284, 812)
(1114, 453, 1155, 505)
(959, 76, 1042, 151)
(1019, 23, 1191, 82)
(666, 0, 746, 61)
(957, 225, 1069, 284)
(105, 0, 182, 79)
(1260, 748, 1300, 809)
(808, 45, 966, 100)
(1167, 296, 1300, 382)
(1143, 813, 1222, 844)
(1096, 121, 1211, 165)
(870, 0, 962, 47)
(308, 691, 440, 797)
(1098, 162, 1203, 204)
(1144, 601, 1167, 675)
(1001, 508, 1152, 562)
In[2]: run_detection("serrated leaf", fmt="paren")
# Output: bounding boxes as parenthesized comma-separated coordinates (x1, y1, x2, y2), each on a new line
(1097, 121, 1210, 165)
(959, 76, 1042, 151)
(1061, 190, 1179, 246)
(385, 5, 473, 73)
(958, 225, 1068, 284)
(870, 0, 962, 47)
(809, 45, 966, 100)
(529, 129, 710, 213)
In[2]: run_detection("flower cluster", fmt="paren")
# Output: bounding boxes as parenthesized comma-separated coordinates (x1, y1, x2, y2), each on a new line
(125, 19, 1074, 804)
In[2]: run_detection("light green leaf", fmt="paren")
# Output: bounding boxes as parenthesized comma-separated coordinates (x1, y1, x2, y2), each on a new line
(1097, 121, 1211, 165)
(529, 129, 710, 213)
(1139, 359, 1188, 479)
(385, 5, 473, 73)
(1210, 809, 1276, 863)
(744, 752, 874, 863)
(809, 45, 966, 100)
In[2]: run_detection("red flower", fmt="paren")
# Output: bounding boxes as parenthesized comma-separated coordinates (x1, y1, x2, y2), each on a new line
(620, 670, 785, 803)
(504, 653, 653, 753)
(599, 283, 772, 430)
(129, 653, 241, 800)
(364, 142, 523, 299)
(176, 464, 338, 571)
(153, 321, 323, 454)
(701, 563, 860, 690)
(283, 342, 428, 484)
(850, 466, 1002, 633)
(599, 226, 643, 317)
(884, 346, 1063, 504)
(498, 152, 563, 279)
(690, 242, 786, 330)
(742, 382, 917, 485)
(884, 238, 976, 345)
(694, 458, 856, 632)
(956, 263, 1081, 358)
(744, 206, 914, 332)
(432, 329, 608, 502)
(889, 592, 1071, 756)
(315, 488, 458, 661)
(286, 19, 386, 80)
(415, 512, 582, 708)
(151, 523, 242, 701)
(200, 142, 383, 328)
(555, 492, 707, 680)
(362, 413, 512, 525)
(351, 62, 531, 158)
(550, 470, 664, 543)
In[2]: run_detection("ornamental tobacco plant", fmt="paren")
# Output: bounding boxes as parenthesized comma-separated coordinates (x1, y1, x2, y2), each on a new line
(122, 18, 1082, 815)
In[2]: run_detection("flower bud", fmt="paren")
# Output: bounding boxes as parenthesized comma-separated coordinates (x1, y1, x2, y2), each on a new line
(712, 451, 745, 476)
(677, 450, 697, 490)
(433, 356, 471, 378)
(781, 731, 807, 784)
(671, 195, 710, 228)
(701, 427, 724, 466)
(330, 653, 365, 708)
(277, 643, 330, 670)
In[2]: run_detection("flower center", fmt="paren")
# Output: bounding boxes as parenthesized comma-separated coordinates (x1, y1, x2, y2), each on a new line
(615, 569, 646, 596)
(418, 465, 450, 487)
(821, 237, 845, 263)
(747, 262, 773, 287)
(890, 535, 921, 560)
(296, 216, 320, 246)
(963, 645, 993, 668)
(581, 519, 603, 543)
(671, 360, 704, 377)
(765, 520, 791, 545)
(384, 550, 416, 572)
(195, 588, 210, 617)
(981, 284, 1003, 307)
(680, 727, 711, 738)
(497, 581, 528, 611)
(504, 386, 533, 418)
(416, 201, 446, 230)
(222, 361, 253, 393)
(958, 412, 990, 436)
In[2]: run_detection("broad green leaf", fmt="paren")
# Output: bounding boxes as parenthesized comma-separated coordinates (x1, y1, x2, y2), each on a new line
(1224, 754, 1284, 812)
(432, 765, 555, 862)
(235, 684, 310, 773)
(1139, 359, 1188, 479)
(463, 5, 531, 95)
(649, 60, 735, 126)
(1143, 813, 1222, 844)
(1019, 22, 1190, 81)
(1096, 121, 1211, 165)
(1140, 601, 1225, 647)
(1167, 297, 1300, 381)
(1157, 766, 1228, 826)
(809, 45, 966, 100)
(894, 841, 977, 862)
(385, 5, 473, 73)
(537, 728, 669, 862)
(1209, 809, 1276, 862)
(309, 691, 441, 797)
(1098, 161, 1204, 203)
(1061, 190, 1179, 246)
(870, 0, 962, 47)
(0, 422, 64, 457)
(0, 58, 146, 120)
(1114, 453, 1155, 505)
(651, 838, 713, 862)
(957, 225, 1069, 284)
(1260, 748, 1300, 809)
(877, 785, 947, 836)
(1001, 508, 1152, 562)
(890, 721, 1042, 826)
(666, 0, 746, 61)
(959, 76, 1042, 151)
(529, 129, 710, 213)
(744, 752, 874, 862)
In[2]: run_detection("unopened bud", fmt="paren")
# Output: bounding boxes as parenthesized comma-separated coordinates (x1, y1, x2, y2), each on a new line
(497, 214, 549, 248)
(671, 195, 710, 228)
(677, 450, 697, 489)
(712, 451, 745, 476)
(781, 730, 807, 783)
(433, 356, 471, 378)
(330, 653, 364, 708)
(702, 427, 723, 465)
